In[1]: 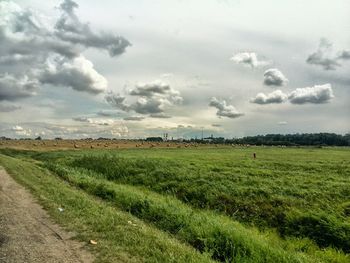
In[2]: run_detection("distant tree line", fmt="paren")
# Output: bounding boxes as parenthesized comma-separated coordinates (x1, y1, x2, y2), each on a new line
(145, 137, 163, 142)
(196, 133, 350, 146)
(151, 133, 349, 146)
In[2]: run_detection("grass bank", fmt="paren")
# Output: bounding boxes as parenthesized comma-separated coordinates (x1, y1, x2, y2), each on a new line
(0, 154, 214, 263)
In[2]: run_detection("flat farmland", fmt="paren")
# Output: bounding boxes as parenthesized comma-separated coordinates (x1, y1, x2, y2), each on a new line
(0, 143, 349, 262)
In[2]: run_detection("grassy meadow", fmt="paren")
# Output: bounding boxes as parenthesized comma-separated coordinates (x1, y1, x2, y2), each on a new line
(0, 145, 349, 262)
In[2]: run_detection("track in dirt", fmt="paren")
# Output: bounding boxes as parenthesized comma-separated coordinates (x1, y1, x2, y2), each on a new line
(0, 168, 94, 263)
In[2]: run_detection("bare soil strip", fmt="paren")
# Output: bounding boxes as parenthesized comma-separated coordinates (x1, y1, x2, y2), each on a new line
(0, 168, 94, 263)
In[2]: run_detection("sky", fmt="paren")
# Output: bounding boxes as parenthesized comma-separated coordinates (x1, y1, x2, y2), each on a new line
(0, 0, 349, 139)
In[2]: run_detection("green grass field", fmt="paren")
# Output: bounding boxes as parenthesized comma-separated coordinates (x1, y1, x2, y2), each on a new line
(0, 146, 349, 262)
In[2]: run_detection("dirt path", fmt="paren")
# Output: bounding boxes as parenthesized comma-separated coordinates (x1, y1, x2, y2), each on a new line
(0, 168, 94, 263)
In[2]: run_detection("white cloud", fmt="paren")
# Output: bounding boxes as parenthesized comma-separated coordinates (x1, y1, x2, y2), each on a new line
(11, 125, 31, 136)
(106, 80, 183, 116)
(288, 84, 334, 104)
(263, 68, 288, 87)
(110, 126, 129, 137)
(231, 52, 270, 68)
(209, 97, 244, 119)
(250, 90, 287, 104)
(0, 0, 129, 100)
(40, 55, 107, 94)
(11, 125, 24, 132)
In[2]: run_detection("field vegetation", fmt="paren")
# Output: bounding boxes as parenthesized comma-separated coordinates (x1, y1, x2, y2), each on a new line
(0, 145, 349, 262)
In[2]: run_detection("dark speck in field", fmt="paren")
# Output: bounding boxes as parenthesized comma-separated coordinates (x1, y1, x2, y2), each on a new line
(0, 234, 8, 247)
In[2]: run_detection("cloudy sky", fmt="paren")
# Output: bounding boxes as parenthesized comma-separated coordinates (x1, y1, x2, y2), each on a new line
(1, 0, 349, 139)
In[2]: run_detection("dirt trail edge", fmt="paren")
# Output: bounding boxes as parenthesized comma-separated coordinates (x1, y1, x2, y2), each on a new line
(0, 167, 94, 263)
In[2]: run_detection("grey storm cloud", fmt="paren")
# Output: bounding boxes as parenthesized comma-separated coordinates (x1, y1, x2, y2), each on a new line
(105, 92, 130, 112)
(0, 102, 21, 112)
(0, 0, 130, 101)
(55, 0, 131, 57)
(288, 84, 334, 104)
(130, 82, 171, 96)
(263, 68, 288, 87)
(209, 97, 244, 119)
(0, 73, 38, 101)
(250, 90, 287, 105)
(132, 97, 165, 114)
(306, 38, 341, 70)
(106, 81, 183, 116)
(130, 81, 183, 104)
(337, 50, 350, 60)
(150, 113, 172, 118)
(230, 52, 270, 68)
(123, 116, 145, 121)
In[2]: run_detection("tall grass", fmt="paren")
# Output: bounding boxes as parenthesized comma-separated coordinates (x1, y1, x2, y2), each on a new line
(68, 154, 350, 253)
(45, 161, 347, 263)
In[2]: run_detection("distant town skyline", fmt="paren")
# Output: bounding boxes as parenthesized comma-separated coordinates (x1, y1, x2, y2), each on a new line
(1, 0, 349, 139)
